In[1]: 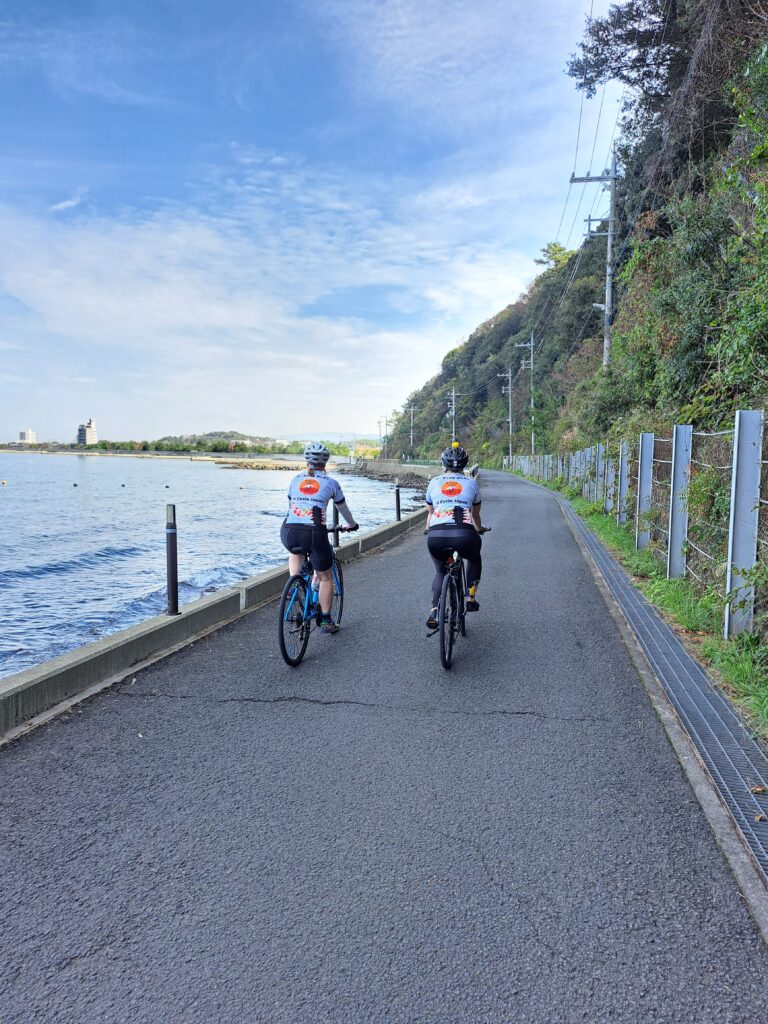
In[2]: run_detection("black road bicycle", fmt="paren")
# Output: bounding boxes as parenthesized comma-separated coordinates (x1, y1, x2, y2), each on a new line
(432, 527, 490, 670)
(278, 526, 353, 667)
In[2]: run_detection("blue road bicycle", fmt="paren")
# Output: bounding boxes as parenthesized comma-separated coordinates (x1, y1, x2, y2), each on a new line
(278, 527, 352, 667)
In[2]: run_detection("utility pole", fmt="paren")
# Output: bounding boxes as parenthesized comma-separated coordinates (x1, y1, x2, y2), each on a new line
(515, 334, 535, 455)
(497, 367, 513, 464)
(571, 147, 618, 368)
(383, 415, 388, 461)
(408, 404, 414, 448)
(447, 387, 457, 441)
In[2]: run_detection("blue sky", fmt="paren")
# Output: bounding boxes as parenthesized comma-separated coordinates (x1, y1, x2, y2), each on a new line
(0, 0, 621, 441)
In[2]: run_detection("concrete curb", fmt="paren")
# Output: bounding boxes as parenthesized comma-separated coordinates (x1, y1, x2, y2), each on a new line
(0, 508, 428, 739)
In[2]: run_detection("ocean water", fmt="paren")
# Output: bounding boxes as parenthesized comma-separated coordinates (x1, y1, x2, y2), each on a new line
(0, 453, 420, 678)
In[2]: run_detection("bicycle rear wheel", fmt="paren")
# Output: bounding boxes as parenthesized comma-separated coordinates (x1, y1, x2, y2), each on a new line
(438, 573, 458, 669)
(278, 575, 310, 667)
(331, 557, 344, 624)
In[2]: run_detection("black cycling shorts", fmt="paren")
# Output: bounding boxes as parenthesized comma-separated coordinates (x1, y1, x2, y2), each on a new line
(426, 524, 482, 564)
(280, 522, 333, 572)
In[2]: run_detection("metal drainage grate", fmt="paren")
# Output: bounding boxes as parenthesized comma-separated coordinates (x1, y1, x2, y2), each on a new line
(560, 499, 768, 882)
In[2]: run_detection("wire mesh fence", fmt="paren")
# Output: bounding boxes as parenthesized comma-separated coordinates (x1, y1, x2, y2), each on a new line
(687, 431, 734, 596)
(510, 409, 765, 640)
(650, 436, 672, 558)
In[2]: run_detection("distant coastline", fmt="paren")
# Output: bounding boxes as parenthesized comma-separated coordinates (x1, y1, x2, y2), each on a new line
(0, 448, 366, 471)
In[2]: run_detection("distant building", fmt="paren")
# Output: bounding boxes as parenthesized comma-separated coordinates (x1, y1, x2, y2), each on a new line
(19, 428, 37, 444)
(76, 418, 98, 445)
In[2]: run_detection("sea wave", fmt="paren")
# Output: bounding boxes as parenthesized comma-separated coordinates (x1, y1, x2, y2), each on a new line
(0, 545, 149, 586)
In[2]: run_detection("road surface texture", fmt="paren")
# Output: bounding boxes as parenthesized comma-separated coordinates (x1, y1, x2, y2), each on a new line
(2, 472, 768, 1023)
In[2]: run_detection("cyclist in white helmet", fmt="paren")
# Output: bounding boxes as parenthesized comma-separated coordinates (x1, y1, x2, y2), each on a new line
(280, 442, 359, 634)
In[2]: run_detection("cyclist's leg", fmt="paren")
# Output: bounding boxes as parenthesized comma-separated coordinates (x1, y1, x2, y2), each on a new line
(426, 531, 456, 628)
(460, 532, 482, 609)
(310, 531, 336, 619)
(281, 523, 311, 576)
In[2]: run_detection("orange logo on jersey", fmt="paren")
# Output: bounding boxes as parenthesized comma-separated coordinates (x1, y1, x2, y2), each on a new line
(299, 478, 321, 495)
(441, 480, 463, 497)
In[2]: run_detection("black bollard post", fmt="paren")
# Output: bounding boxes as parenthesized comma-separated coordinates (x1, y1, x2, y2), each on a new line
(395, 477, 401, 521)
(166, 504, 180, 615)
(332, 503, 340, 548)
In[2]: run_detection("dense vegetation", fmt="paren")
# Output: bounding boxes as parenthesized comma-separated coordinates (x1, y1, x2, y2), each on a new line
(388, 1, 768, 463)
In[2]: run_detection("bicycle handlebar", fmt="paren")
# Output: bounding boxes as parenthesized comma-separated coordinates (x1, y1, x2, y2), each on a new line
(327, 524, 359, 533)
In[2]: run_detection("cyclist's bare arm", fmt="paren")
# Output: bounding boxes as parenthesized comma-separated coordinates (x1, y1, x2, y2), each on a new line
(472, 503, 482, 531)
(335, 500, 359, 529)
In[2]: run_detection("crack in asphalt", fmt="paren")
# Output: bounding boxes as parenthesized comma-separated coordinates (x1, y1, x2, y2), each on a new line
(112, 690, 609, 722)
(428, 827, 558, 958)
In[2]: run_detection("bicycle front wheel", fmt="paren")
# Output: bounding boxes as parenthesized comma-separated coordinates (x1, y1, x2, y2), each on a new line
(438, 573, 458, 670)
(331, 557, 344, 625)
(278, 575, 310, 667)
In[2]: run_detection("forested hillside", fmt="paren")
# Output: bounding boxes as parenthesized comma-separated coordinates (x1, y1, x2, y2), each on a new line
(388, 0, 768, 463)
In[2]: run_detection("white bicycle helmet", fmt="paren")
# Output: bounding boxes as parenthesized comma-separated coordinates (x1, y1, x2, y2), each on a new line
(304, 441, 330, 467)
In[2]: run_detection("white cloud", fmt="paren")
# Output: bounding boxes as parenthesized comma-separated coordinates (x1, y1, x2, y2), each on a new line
(0, 149, 542, 435)
(49, 189, 88, 213)
(308, 0, 577, 129)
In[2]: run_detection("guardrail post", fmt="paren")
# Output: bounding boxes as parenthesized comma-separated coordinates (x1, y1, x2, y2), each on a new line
(394, 477, 401, 521)
(667, 424, 692, 579)
(332, 503, 340, 547)
(725, 409, 764, 637)
(604, 456, 616, 513)
(617, 441, 630, 525)
(596, 443, 605, 502)
(636, 432, 654, 549)
(166, 504, 180, 615)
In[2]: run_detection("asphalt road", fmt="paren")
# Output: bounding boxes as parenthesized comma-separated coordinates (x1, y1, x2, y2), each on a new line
(2, 471, 767, 1023)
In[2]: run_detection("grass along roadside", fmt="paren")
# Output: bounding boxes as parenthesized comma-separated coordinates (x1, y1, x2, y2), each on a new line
(525, 475, 768, 744)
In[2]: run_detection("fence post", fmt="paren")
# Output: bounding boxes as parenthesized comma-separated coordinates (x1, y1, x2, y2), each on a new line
(725, 409, 764, 637)
(617, 440, 630, 525)
(667, 424, 692, 579)
(604, 456, 616, 513)
(636, 432, 654, 549)
(596, 443, 605, 502)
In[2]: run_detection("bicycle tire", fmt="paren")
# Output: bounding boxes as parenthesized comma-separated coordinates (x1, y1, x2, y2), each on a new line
(278, 574, 310, 667)
(331, 557, 344, 625)
(438, 573, 457, 669)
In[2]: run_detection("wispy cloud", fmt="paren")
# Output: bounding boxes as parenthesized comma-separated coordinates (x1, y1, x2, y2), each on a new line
(49, 188, 88, 213)
(0, 21, 184, 108)
(308, 0, 574, 129)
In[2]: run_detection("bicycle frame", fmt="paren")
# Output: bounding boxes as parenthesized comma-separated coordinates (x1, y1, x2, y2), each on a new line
(283, 557, 342, 628)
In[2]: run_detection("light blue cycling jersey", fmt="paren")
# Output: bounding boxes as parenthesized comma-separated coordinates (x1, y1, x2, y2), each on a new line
(285, 469, 346, 526)
(425, 472, 481, 526)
